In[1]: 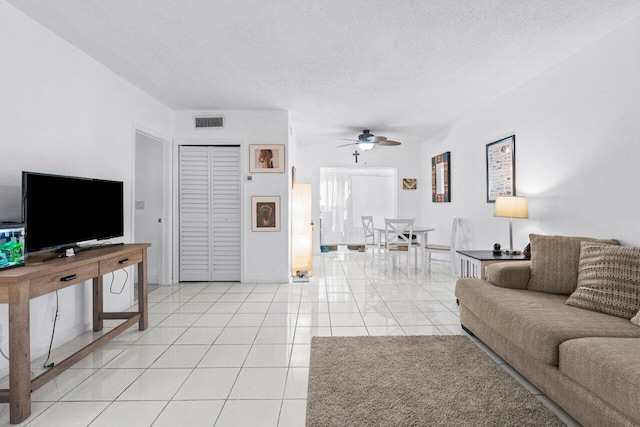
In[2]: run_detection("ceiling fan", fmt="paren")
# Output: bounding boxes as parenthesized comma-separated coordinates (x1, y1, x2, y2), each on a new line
(337, 129, 401, 151)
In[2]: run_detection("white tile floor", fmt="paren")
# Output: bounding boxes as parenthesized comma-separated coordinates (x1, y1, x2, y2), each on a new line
(0, 252, 579, 426)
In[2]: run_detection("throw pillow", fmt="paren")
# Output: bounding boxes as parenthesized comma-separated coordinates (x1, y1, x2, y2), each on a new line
(566, 242, 640, 319)
(527, 234, 620, 295)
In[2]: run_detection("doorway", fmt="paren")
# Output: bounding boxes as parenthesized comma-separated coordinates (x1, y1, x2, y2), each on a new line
(134, 131, 168, 286)
(178, 145, 241, 282)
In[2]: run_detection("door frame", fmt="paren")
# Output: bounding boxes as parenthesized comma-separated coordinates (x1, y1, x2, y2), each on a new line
(132, 124, 173, 286)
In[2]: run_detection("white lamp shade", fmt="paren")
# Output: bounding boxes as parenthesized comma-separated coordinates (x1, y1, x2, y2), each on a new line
(494, 196, 529, 219)
(358, 142, 375, 151)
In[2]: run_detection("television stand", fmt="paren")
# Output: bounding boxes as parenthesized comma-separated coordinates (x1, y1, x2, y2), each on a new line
(52, 244, 80, 254)
(52, 242, 125, 256)
(0, 243, 150, 424)
(76, 242, 125, 252)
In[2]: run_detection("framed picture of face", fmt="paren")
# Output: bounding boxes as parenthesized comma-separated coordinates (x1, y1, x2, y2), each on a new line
(249, 145, 285, 173)
(252, 196, 280, 231)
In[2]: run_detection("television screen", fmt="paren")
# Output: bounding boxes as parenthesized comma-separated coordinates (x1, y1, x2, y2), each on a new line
(22, 171, 124, 253)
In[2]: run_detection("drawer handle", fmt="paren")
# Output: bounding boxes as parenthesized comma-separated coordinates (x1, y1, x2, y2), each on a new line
(118, 258, 129, 264)
(60, 274, 77, 282)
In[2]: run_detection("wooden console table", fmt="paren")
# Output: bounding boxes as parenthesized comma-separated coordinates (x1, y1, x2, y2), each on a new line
(0, 243, 149, 424)
(457, 250, 530, 280)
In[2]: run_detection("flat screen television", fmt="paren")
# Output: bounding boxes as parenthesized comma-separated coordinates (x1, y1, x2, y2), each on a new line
(22, 171, 124, 254)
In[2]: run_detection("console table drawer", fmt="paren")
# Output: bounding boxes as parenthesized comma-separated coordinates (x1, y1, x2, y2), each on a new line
(100, 250, 143, 274)
(31, 264, 99, 297)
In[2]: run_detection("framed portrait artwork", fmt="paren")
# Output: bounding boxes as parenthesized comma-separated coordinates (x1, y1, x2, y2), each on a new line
(486, 135, 515, 203)
(252, 196, 280, 231)
(402, 178, 417, 190)
(249, 144, 285, 173)
(431, 151, 450, 202)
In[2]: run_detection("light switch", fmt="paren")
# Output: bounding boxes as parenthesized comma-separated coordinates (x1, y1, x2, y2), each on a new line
(135, 201, 145, 209)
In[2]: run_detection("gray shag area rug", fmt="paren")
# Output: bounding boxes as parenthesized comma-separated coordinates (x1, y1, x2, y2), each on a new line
(306, 335, 564, 426)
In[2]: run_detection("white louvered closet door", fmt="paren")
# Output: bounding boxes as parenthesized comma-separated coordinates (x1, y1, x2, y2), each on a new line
(179, 145, 241, 282)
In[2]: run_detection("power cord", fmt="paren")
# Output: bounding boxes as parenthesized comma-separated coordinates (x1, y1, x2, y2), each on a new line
(34, 254, 126, 369)
(0, 343, 9, 361)
(43, 290, 59, 369)
(109, 268, 129, 295)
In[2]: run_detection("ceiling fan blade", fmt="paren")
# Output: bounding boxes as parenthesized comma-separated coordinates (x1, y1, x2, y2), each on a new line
(339, 138, 358, 142)
(379, 140, 401, 146)
(371, 135, 387, 142)
(337, 142, 358, 147)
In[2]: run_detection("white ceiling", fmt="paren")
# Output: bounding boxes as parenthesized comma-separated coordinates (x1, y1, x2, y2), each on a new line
(7, 0, 640, 146)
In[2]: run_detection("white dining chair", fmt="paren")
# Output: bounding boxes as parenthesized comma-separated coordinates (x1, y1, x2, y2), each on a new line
(361, 216, 381, 266)
(424, 217, 460, 275)
(384, 218, 420, 274)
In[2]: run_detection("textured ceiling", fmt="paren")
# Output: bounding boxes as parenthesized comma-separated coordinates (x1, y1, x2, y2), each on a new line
(6, 0, 640, 146)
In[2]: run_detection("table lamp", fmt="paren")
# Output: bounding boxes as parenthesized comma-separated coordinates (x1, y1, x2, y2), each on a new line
(494, 196, 528, 254)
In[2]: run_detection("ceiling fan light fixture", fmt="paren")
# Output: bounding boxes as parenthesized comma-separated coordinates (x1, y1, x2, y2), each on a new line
(359, 142, 375, 151)
(359, 130, 373, 142)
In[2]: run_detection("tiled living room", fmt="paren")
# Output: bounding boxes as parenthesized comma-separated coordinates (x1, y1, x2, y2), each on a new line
(1, 1, 639, 426)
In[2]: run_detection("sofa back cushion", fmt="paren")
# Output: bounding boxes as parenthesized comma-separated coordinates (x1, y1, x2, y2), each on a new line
(566, 242, 640, 319)
(527, 234, 619, 295)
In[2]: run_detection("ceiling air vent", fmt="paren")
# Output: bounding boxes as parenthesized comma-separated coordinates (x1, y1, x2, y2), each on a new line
(194, 116, 224, 129)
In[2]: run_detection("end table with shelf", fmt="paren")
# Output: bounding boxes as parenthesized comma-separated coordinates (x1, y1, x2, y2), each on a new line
(457, 250, 530, 280)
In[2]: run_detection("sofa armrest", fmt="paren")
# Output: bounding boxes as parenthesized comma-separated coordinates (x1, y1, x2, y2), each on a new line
(485, 261, 531, 289)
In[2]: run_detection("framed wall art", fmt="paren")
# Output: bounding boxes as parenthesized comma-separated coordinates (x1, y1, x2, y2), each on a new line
(252, 196, 280, 231)
(249, 144, 285, 173)
(486, 135, 515, 203)
(402, 178, 417, 190)
(431, 151, 450, 202)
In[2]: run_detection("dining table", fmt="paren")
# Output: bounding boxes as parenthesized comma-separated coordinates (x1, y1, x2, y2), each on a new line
(374, 225, 435, 272)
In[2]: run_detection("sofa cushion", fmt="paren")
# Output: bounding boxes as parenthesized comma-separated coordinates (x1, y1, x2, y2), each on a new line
(560, 337, 640, 423)
(455, 278, 640, 365)
(485, 261, 531, 289)
(566, 242, 640, 319)
(527, 234, 619, 295)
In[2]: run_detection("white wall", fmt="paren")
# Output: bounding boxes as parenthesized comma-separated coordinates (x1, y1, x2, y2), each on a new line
(295, 142, 423, 254)
(0, 2, 172, 377)
(421, 16, 640, 251)
(172, 109, 291, 283)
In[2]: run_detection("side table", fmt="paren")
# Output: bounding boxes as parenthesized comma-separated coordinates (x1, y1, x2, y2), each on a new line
(457, 250, 530, 280)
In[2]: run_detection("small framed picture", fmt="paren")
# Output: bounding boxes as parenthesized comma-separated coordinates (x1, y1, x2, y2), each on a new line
(249, 145, 285, 173)
(402, 178, 417, 190)
(252, 196, 280, 231)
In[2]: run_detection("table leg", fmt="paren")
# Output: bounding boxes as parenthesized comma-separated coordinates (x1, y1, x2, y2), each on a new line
(421, 231, 429, 274)
(376, 230, 380, 267)
(377, 230, 384, 270)
(93, 276, 103, 332)
(138, 248, 149, 331)
(9, 282, 31, 424)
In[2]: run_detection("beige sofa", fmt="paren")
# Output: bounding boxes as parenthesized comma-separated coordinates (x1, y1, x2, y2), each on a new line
(455, 234, 640, 427)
